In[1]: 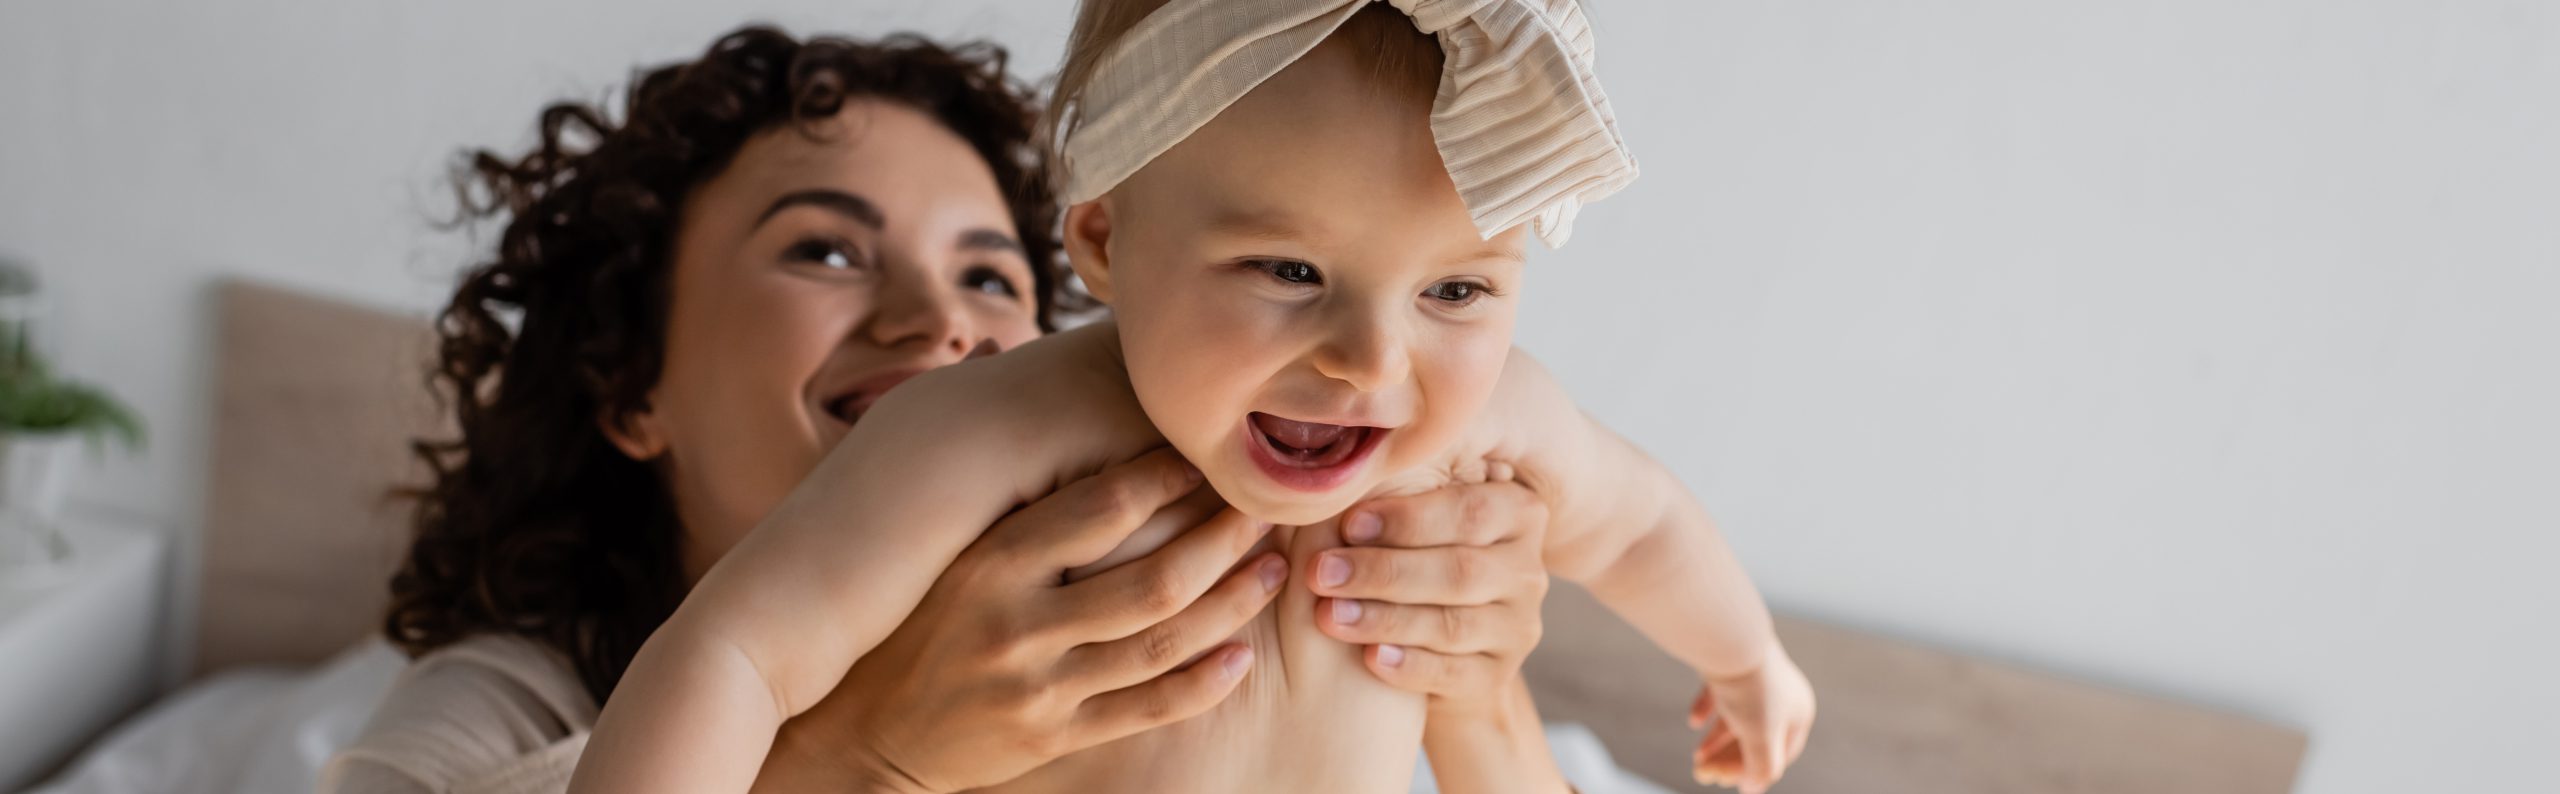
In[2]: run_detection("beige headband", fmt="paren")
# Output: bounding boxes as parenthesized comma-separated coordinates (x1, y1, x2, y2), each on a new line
(1058, 0, 1637, 248)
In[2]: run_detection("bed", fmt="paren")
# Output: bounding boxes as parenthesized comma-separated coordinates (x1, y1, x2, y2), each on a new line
(28, 281, 2307, 793)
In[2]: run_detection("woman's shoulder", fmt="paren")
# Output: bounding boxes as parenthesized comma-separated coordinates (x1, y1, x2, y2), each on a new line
(320, 634, 595, 794)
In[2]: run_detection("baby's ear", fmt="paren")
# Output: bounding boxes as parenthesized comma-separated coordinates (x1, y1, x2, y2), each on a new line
(1064, 198, 1117, 304)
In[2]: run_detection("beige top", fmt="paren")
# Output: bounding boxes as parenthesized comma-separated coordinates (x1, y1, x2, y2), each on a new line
(319, 635, 596, 794)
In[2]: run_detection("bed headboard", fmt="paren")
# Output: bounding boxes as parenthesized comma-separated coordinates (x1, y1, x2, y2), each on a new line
(195, 280, 441, 674)
(1527, 585, 2307, 793)
(196, 282, 2307, 792)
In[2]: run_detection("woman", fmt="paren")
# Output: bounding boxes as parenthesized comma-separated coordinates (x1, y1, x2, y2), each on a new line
(323, 26, 1568, 794)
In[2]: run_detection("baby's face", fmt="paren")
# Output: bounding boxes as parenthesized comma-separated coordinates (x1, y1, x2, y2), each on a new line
(1071, 41, 1527, 526)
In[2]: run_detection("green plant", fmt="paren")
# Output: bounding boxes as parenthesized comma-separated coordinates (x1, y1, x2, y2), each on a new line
(0, 356, 143, 452)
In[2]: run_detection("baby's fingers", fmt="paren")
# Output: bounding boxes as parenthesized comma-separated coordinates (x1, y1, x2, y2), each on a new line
(1786, 719, 1812, 768)
(1735, 727, 1786, 794)
(1763, 724, 1795, 786)
(1693, 724, 1741, 788)
(1689, 688, 1717, 730)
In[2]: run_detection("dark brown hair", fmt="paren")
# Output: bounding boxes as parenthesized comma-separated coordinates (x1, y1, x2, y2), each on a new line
(383, 25, 1063, 702)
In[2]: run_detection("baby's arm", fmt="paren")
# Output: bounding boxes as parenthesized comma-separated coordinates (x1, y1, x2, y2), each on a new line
(1548, 427, 1776, 677)
(1491, 351, 1812, 790)
(1492, 351, 1775, 676)
(569, 362, 1091, 794)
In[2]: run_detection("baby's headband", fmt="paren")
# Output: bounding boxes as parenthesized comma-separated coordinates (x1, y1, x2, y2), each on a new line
(1058, 0, 1637, 248)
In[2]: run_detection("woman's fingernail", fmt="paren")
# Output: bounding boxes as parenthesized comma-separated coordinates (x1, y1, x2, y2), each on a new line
(1345, 512, 1382, 543)
(1183, 462, 1205, 484)
(1222, 645, 1254, 678)
(1257, 556, 1286, 592)
(1331, 598, 1363, 625)
(1376, 644, 1405, 668)
(1317, 554, 1351, 588)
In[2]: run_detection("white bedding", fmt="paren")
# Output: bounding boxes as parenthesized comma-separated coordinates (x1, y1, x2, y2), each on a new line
(27, 642, 405, 794)
(30, 641, 1669, 794)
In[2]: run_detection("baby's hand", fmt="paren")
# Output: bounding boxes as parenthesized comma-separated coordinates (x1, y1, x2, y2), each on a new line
(1688, 647, 1815, 794)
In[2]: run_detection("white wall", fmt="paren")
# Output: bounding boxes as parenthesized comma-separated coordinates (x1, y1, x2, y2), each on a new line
(2, 1, 2552, 792)
(0, 0, 1076, 695)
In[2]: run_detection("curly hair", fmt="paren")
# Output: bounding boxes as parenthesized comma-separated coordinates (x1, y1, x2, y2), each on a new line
(383, 25, 1065, 703)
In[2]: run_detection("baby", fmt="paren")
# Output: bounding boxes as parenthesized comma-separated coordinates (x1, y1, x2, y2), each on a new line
(574, 2, 1814, 792)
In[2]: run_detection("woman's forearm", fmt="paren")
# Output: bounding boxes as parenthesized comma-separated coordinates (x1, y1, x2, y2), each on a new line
(1422, 678, 1574, 794)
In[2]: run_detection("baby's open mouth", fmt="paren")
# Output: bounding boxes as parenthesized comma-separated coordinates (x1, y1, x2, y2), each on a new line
(1244, 412, 1386, 492)
(1252, 413, 1371, 467)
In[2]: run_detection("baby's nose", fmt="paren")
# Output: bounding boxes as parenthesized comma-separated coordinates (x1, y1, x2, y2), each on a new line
(1310, 320, 1410, 393)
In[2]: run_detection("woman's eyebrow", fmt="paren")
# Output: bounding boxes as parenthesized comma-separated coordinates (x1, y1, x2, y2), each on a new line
(754, 189, 884, 230)
(958, 228, 1025, 255)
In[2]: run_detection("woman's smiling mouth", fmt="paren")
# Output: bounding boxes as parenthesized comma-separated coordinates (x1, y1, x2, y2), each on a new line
(815, 342, 1008, 432)
(817, 367, 929, 431)
(1242, 411, 1388, 492)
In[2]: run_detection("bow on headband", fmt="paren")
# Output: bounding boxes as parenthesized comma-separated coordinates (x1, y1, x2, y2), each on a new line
(1059, 0, 1636, 248)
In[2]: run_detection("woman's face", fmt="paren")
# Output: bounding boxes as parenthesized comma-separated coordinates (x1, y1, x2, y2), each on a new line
(610, 99, 1045, 580)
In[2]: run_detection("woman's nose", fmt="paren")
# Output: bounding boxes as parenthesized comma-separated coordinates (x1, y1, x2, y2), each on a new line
(863, 271, 975, 358)
(1310, 313, 1410, 393)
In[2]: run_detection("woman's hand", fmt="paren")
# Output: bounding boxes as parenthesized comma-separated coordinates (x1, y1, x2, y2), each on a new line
(1309, 479, 1573, 792)
(753, 448, 1282, 794)
(1306, 479, 1551, 719)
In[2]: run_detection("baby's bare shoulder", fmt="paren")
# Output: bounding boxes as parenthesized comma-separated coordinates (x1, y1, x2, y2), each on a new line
(857, 323, 1162, 493)
(1464, 348, 1585, 458)
(1401, 348, 1605, 504)
(872, 324, 1128, 430)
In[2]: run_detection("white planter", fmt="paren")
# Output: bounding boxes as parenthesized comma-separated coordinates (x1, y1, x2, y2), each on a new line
(0, 432, 82, 574)
(0, 432, 80, 521)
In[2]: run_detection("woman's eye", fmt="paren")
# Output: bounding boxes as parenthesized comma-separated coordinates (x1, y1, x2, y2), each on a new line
(784, 238, 865, 270)
(1425, 281, 1487, 306)
(1249, 259, 1323, 286)
(962, 266, 1022, 298)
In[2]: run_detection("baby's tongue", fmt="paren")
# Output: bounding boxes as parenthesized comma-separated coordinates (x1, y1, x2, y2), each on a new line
(1252, 413, 1349, 452)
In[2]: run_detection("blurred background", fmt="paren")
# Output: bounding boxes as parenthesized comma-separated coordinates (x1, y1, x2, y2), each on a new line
(1, 1, 2553, 793)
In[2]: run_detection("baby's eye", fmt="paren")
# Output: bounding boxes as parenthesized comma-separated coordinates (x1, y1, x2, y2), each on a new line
(1424, 280, 1488, 306)
(1247, 259, 1323, 286)
(784, 237, 868, 271)
(962, 266, 1022, 298)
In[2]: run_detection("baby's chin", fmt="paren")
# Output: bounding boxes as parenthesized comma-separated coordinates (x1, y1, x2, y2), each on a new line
(1204, 468, 1372, 528)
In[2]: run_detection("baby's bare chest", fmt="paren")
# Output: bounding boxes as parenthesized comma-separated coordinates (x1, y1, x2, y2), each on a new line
(994, 523, 1427, 794)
